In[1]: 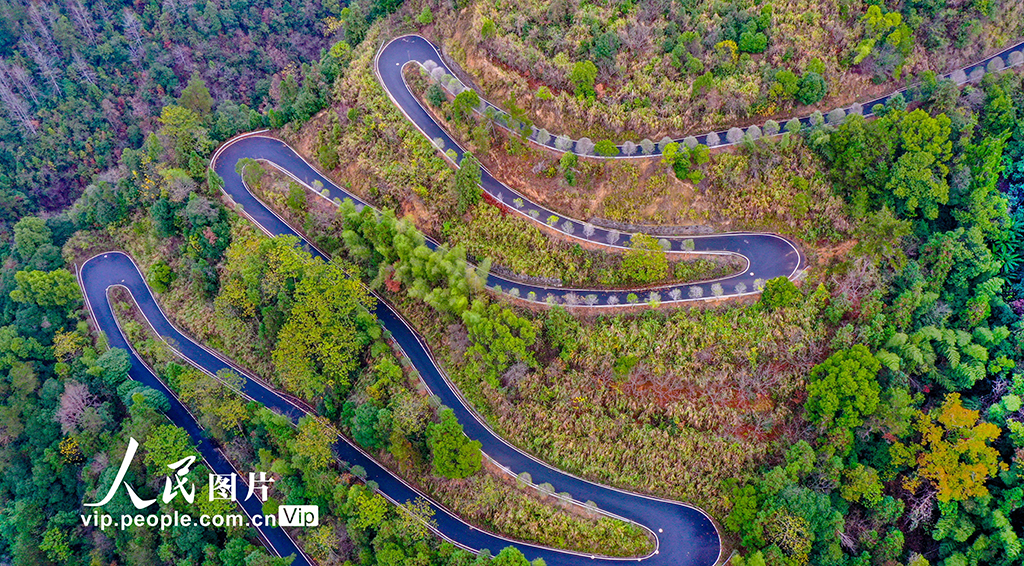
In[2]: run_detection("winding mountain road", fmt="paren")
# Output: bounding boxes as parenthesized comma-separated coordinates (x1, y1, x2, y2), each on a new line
(75, 31, 1024, 566)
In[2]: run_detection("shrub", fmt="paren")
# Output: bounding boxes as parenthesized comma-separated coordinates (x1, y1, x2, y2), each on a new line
(658, 238, 672, 250)
(536, 85, 553, 100)
(622, 141, 638, 155)
(746, 125, 762, 140)
(950, 69, 968, 84)
(682, 239, 695, 251)
(785, 118, 802, 133)
(827, 108, 846, 125)
(705, 132, 720, 146)
(1009, 51, 1024, 67)
(480, 18, 497, 39)
(683, 136, 698, 149)
(575, 137, 595, 155)
(595, 140, 618, 156)
(849, 102, 864, 116)
(759, 276, 800, 309)
(775, 69, 799, 96)
(535, 128, 551, 145)
(621, 233, 669, 284)
(554, 135, 572, 151)
(639, 139, 655, 154)
(764, 120, 780, 136)
(988, 57, 1005, 72)
(426, 83, 446, 107)
(415, 6, 433, 24)
(657, 136, 674, 152)
(726, 127, 744, 144)
(809, 111, 824, 127)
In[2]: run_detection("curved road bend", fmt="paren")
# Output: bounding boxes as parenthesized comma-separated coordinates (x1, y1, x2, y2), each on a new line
(214, 137, 727, 563)
(80, 248, 721, 566)
(380, 35, 1024, 157)
(215, 135, 801, 305)
(375, 38, 803, 304)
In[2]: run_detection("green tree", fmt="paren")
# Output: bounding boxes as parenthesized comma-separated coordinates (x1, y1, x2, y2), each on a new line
(796, 71, 826, 105)
(10, 269, 80, 311)
(293, 416, 336, 473)
(158, 105, 211, 165)
(891, 393, 1005, 502)
(452, 153, 482, 215)
(570, 60, 598, 99)
(143, 424, 199, 472)
(13, 217, 51, 261)
(427, 408, 482, 479)
(805, 345, 881, 432)
(853, 205, 912, 271)
(738, 31, 768, 53)
(452, 89, 480, 122)
(179, 71, 214, 116)
(493, 547, 531, 566)
(620, 234, 668, 284)
(39, 528, 71, 562)
(272, 262, 373, 400)
(886, 109, 952, 219)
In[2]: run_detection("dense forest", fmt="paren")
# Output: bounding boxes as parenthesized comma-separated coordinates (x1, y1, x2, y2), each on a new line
(1, 0, 1023, 565)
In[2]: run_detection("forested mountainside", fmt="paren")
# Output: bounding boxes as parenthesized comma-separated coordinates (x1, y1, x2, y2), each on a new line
(0, 0, 400, 224)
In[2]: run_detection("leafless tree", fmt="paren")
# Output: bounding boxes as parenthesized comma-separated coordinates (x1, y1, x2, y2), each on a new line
(0, 60, 38, 104)
(122, 9, 145, 62)
(93, 2, 112, 23)
(906, 487, 936, 531)
(72, 51, 97, 87)
(0, 70, 37, 134)
(20, 37, 62, 95)
(622, 22, 652, 52)
(28, 3, 59, 56)
(56, 381, 97, 434)
(67, 0, 97, 45)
